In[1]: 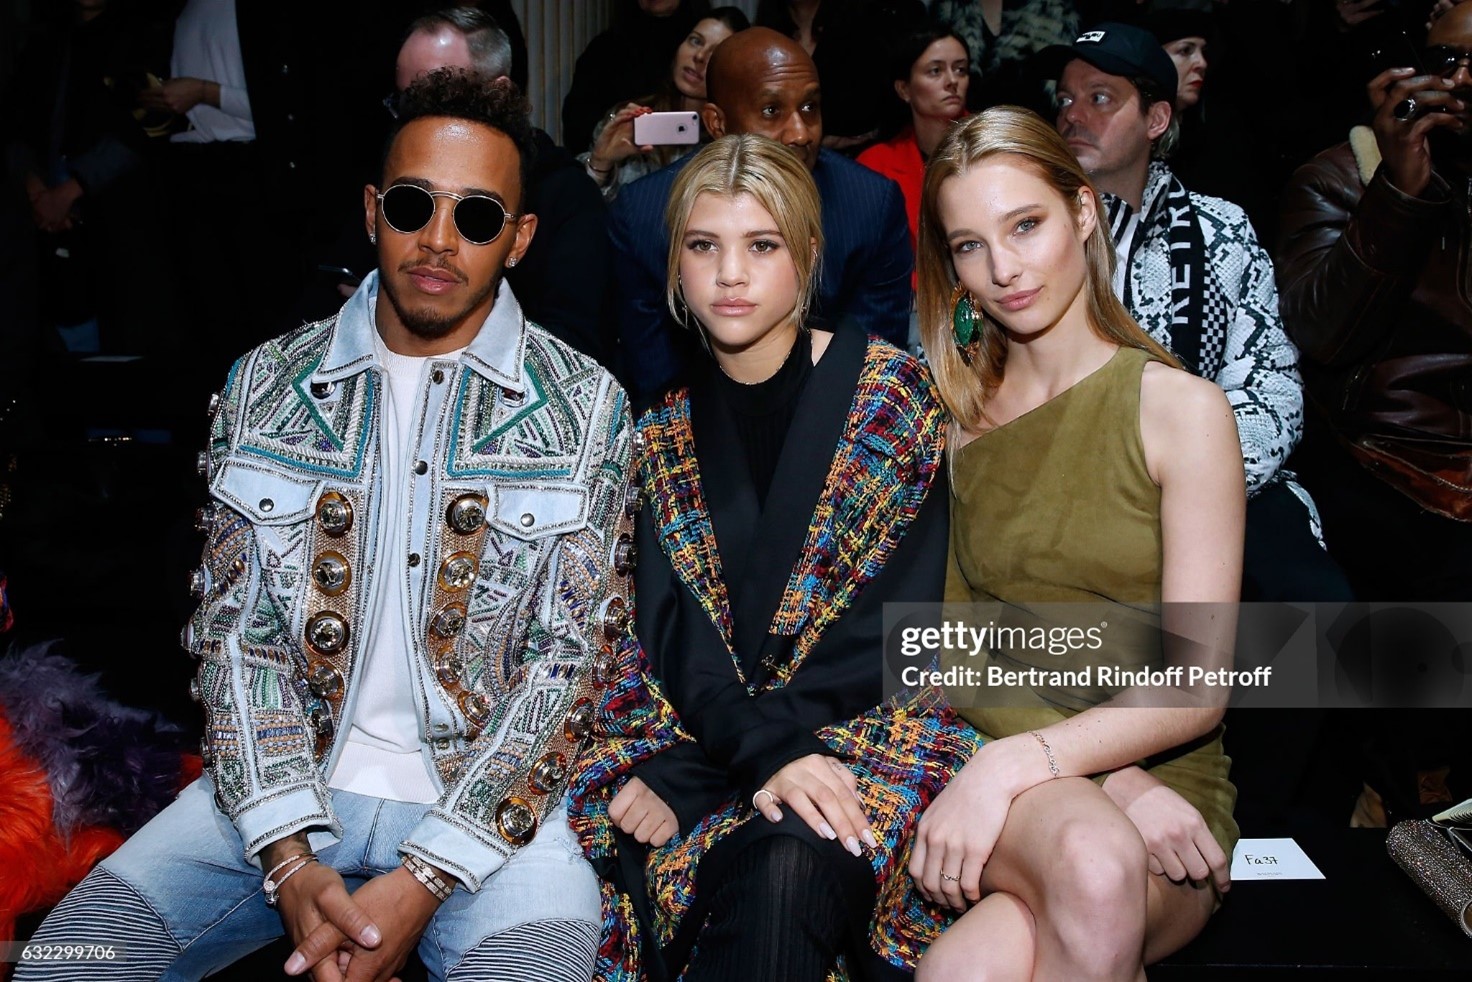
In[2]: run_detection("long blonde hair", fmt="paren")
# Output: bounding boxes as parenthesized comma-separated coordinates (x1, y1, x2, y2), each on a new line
(665, 134, 823, 335)
(916, 106, 1177, 430)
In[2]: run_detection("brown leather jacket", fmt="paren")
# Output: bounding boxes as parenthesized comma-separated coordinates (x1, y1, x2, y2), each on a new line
(1277, 134, 1472, 520)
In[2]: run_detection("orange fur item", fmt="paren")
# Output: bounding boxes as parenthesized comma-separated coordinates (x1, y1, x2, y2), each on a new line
(0, 715, 126, 967)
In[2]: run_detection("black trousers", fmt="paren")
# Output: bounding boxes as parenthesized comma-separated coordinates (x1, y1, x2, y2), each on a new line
(1242, 478, 1354, 603)
(679, 815, 909, 982)
(1229, 480, 1356, 828)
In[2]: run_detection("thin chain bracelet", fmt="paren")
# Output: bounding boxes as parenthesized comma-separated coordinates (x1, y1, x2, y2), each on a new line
(263, 855, 317, 907)
(1029, 730, 1061, 778)
(263, 851, 314, 882)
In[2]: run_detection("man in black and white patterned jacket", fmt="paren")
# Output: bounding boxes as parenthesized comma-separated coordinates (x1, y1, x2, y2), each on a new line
(1044, 22, 1351, 601)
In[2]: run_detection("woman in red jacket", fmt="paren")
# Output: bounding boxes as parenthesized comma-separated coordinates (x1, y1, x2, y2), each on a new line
(858, 25, 970, 281)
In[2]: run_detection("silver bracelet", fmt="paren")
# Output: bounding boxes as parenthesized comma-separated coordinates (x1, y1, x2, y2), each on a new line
(1029, 730, 1061, 779)
(263, 851, 313, 882)
(403, 854, 454, 902)
(263, 855, 316, 907)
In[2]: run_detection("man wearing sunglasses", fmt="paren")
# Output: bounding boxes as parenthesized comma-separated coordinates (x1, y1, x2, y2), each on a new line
(16, 69, 631, 982)
(378, 7, 612, 368)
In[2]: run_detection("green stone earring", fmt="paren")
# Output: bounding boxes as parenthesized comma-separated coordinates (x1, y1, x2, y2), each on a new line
(951, 281, 980, 359)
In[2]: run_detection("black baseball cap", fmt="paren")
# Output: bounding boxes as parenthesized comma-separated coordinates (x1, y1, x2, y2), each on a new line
(1038, 23, 1180, 102)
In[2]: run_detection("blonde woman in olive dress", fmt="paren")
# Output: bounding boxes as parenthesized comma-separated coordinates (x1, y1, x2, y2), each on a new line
(910, 106, 1245, 980)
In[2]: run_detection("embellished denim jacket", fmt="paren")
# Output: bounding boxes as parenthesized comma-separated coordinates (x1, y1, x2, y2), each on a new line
(184, 273, 635, 891)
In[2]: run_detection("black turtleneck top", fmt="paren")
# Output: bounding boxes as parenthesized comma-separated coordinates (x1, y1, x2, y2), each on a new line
(711, 330, 813, 509)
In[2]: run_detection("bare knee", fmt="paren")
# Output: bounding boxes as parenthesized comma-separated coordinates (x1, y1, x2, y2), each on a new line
(1039, 812, 1149, 967)
(1142, 873, 1218, 965)
(1050, 811, 1148, 913)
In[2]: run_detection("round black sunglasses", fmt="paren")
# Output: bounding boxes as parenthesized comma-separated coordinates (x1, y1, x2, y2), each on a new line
(375, 184, 518, 245)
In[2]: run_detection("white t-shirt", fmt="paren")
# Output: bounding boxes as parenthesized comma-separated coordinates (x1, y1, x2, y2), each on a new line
(327, 333, 462, 803)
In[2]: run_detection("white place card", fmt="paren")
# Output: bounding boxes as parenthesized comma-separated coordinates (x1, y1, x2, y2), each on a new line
(1230, 837, 1326, 881)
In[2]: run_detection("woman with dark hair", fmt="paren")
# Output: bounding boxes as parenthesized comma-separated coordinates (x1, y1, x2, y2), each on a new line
(858, 26, 971, 268)
(1156, 10, 1210, 113)
(569, 133, 976, 982)
(1148, 7, 1276, 240)
(560, 0, 711, 154)
(911, 106, 1242, 979)
(578, 6, 749, 199)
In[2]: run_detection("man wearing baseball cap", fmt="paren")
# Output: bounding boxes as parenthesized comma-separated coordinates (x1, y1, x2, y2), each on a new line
(1042, 23, 1352, 606)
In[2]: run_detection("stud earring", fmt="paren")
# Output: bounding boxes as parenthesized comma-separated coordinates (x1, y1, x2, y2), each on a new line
(369, 232, 376, 245)
(506, 257, 519, 269)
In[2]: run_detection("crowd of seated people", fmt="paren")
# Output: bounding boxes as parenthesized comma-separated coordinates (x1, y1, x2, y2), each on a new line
(3, 0, 1471, 979)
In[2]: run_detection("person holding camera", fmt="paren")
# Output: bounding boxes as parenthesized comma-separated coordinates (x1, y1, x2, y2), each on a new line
(1276, 0, 1472, 827)
(1276, 0, 1472, 601)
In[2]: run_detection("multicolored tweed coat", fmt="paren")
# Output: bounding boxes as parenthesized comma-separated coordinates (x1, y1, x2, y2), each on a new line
(569, 337, 981, 979)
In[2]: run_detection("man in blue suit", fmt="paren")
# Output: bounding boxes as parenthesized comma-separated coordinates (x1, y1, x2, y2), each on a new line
(608, 26, 913, 406)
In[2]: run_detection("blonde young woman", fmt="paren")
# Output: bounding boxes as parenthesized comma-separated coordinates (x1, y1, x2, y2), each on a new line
(910, 106, 1244, 980)
(571, 133, 977, 981)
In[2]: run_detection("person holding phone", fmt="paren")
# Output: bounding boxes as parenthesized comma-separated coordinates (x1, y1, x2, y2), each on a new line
(571, 133, 975, 982)
(579, 7, 748, 199)
(561, 0, 709, 156)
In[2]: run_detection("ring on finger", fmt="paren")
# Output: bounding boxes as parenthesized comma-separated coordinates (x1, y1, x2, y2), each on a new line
(1394, 96, 1419, 121)
(940, 871, 961, 882)
(752, 788, 778, 810)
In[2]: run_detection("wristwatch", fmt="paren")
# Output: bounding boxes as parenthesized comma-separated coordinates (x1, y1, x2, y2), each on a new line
(402, 853, 454, 902)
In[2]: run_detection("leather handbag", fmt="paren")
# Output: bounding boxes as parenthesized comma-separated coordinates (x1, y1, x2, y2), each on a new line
(1346, 435, 1472, 522)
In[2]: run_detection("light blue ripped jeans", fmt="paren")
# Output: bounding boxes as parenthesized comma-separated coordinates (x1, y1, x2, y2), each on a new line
(14, 777, 600, 982)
